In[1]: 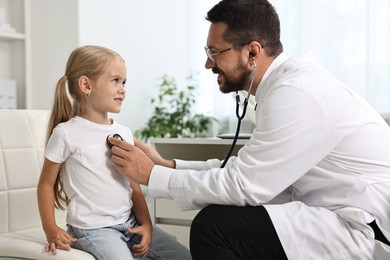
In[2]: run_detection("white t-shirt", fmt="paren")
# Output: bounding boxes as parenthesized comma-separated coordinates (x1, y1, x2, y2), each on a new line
(45, 116, 134, 229)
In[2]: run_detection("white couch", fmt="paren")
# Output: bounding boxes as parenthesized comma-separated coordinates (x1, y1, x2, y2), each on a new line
(0, 109, 94, 260)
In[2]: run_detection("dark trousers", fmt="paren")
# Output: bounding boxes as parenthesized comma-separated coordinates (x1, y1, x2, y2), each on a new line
(190, 204, 288, 260)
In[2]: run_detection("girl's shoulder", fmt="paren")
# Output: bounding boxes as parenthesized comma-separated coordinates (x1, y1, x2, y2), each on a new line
(111, 120, 134, 143)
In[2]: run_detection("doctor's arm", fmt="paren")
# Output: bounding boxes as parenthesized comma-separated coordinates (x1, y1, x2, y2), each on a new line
(134, 138, 176, 168)
(110, 137, 175, 185)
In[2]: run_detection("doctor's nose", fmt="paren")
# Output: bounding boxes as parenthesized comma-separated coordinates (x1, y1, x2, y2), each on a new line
(205, 58, 215, 69)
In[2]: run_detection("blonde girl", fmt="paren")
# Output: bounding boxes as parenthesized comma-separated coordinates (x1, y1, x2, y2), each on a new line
(37, 45, 190, 260)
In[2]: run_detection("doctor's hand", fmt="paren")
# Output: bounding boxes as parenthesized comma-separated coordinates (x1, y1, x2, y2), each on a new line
(134, 138, 175, 168)
(109, 137, 154, 185)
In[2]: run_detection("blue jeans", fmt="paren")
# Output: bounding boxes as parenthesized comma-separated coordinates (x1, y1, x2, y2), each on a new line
(67, 215, 191, 260)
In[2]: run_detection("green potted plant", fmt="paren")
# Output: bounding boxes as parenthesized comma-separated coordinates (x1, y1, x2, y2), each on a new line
(135, 74, 218, 142)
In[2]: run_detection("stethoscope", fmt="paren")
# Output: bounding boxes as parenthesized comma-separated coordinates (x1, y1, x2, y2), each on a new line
(220, 59, 257, 168)
(107, 60, 257, 168)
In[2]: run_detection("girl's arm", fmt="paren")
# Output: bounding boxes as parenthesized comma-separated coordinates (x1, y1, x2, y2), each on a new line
(37, 158, 76, 255)
(129, 181, 153, 258)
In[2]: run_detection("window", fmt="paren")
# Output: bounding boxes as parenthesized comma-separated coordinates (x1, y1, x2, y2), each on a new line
(272, 0, 390, 115)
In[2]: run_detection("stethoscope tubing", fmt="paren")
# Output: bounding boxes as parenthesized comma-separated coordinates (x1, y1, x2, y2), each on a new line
(220, 98, 248, 168)
(220, 61, 256, 168)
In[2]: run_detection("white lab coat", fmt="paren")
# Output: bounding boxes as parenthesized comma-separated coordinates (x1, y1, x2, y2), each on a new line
(148, 51, 390, 259)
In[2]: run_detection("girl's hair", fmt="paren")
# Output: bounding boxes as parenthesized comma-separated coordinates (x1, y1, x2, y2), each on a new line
(206, 0, 283, 57)
(47, 45, 123, 210)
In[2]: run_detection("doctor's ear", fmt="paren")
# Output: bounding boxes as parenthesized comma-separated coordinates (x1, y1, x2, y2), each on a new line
(78, 76, 92, 96)
(247, 41, 262, 59)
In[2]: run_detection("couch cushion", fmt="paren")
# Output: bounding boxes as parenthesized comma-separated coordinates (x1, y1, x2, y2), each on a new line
(0, 110, 94, 259)
(0, 110, 52, 233)
(0, 226, 95, 260)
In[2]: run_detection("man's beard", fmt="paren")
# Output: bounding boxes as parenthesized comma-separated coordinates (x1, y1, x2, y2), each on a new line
(213, 63, 252, 94)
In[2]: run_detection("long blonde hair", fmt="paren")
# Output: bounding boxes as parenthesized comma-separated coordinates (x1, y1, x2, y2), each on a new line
(46, 45, 124, 210)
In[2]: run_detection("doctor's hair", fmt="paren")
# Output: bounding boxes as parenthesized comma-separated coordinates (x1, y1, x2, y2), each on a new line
(46, 45, 124, 210)
(206, 0, 283, 57)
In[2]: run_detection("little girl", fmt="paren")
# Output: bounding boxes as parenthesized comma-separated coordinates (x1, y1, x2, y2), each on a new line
(37, 45, 191, 260)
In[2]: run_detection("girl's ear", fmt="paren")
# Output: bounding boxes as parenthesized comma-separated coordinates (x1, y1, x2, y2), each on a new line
(78, 76, 91, 96)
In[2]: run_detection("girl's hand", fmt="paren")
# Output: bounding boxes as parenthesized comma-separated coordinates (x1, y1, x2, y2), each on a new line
(128, 224, 152, 259)
(44, 226, 77, 255)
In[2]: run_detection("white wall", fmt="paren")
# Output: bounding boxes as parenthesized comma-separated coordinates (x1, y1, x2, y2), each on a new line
(29, 0, 224, 134)
(30, 0, 79, 110)
(78, 0, 194, 131)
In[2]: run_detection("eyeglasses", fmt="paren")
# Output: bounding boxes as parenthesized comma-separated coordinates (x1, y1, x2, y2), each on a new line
(204, 46, 233, 64)
(204, 42, 250, 64)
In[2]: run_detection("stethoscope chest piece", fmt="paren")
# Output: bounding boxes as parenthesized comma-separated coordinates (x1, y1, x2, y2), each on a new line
(106, 133, 123, 149)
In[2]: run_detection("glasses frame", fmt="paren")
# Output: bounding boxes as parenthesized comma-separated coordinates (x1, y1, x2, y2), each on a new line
(204, 42, 251, 64)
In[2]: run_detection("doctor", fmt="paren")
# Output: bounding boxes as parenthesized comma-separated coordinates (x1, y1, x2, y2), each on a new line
(110, 0, 390, 259)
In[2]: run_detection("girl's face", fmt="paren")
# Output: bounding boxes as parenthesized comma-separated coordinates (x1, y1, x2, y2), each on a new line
(86, 58, 127, 123)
